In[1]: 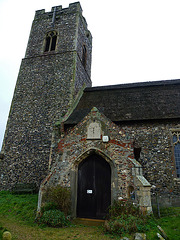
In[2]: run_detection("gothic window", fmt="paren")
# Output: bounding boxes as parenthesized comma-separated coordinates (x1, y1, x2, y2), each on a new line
(172, 131, 180, 178)
(133, 140, 141, 161)
(44, 31, 57, 52)
(134, 147, 141, 161)
(82, 44, 87, 68)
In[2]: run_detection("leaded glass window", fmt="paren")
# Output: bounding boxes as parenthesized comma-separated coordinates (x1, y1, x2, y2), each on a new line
(44, 31, 57, 52)
(172, 131, 180, 178)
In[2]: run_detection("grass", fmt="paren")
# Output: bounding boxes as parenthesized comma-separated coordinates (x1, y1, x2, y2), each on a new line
(0, 191, 180, 240)
(0, 191, 38, 225)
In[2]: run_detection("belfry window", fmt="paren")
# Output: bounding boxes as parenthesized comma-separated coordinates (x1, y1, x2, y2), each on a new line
(44, 31, 57, 52)
(172, 131, 180, 178)
(82, 44, 87, 68)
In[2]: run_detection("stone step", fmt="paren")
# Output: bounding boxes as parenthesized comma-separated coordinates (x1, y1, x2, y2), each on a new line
(73, 218, 105, 226)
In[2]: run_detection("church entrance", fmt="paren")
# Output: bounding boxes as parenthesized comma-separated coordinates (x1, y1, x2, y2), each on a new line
(77, 154, 111, 219)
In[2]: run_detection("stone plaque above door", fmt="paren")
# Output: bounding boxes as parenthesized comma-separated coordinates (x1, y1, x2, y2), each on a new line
(87, 122, 101, 139)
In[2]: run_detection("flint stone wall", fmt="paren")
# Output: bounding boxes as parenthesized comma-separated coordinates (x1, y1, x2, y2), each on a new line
(117, 120, 180, 196)
(45, 118, 180, 199)
(43, 109, 141, 200)
(0, 2, 92, 190)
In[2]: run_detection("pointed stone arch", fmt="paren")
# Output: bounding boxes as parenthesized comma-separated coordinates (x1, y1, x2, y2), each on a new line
(44, 31, 58, 52)
(70, 148, 118, 218)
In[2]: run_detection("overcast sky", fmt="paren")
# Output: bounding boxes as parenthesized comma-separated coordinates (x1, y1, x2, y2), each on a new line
(1, 0, 180, 149)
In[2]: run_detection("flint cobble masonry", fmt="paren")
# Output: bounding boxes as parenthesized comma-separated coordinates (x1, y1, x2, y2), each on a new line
(119, 120, 180, 195)
(38, 107, 152, 216)
(43, 115, 180, 197)
(0, 2, 92, 189)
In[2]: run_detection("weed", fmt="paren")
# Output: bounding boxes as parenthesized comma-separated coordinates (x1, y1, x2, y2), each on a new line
(42, 185, 71, 215)
(39, 210, 70, 227)
(41, 202, 59, 213)
(104, 200, 156, 236)
(107, 199, 141, 218)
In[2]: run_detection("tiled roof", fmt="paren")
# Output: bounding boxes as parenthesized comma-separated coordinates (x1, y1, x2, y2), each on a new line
(65, 79, 180, 124)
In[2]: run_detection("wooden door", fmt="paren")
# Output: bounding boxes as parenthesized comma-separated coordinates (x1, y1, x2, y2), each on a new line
(77, 154, 111, 219)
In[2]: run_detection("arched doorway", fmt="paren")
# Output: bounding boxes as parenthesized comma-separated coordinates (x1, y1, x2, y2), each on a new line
(77, 154, 111, 219)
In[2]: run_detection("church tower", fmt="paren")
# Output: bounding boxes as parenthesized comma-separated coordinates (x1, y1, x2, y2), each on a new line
(0, 2, 92, 189)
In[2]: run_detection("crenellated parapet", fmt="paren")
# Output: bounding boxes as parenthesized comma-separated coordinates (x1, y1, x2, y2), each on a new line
(35, 2, 82, 16)
(34, 2, 86, 26)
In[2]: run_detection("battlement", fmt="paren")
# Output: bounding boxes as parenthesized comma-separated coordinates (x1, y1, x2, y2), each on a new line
(35, 2, 82, 19)
(34, 2, 88, 29)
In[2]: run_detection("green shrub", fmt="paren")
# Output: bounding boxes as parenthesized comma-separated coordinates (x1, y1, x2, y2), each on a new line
(108, 199, 141, 218)
(104, 214, 155, 236)
(42, 185, 71, 215)
(39, 210, 70, 227)
(104, 199, 155, 236)
(105, 214, 140, 234)
(41, 202, 58, 213)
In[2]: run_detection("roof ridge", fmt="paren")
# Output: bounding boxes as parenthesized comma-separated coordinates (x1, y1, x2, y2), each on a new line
(85, 79, 180, 92)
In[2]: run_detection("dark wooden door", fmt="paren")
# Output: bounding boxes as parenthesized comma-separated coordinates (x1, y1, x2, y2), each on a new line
(77, 154, 111, 219)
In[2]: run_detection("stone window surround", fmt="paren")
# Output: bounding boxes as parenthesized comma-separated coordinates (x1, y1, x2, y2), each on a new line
(43, 30, 58, 53)
(82, 44, 87, 69)
(170, 128, 180, 179)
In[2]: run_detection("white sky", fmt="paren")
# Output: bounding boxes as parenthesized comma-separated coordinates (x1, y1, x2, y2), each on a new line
(1, 0, 180, 149)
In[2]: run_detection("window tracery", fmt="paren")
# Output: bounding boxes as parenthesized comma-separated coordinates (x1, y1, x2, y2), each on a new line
(44, 31, 57, 52)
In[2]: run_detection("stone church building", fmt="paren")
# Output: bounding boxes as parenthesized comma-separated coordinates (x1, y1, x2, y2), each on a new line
(0, 2, 180, 219)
